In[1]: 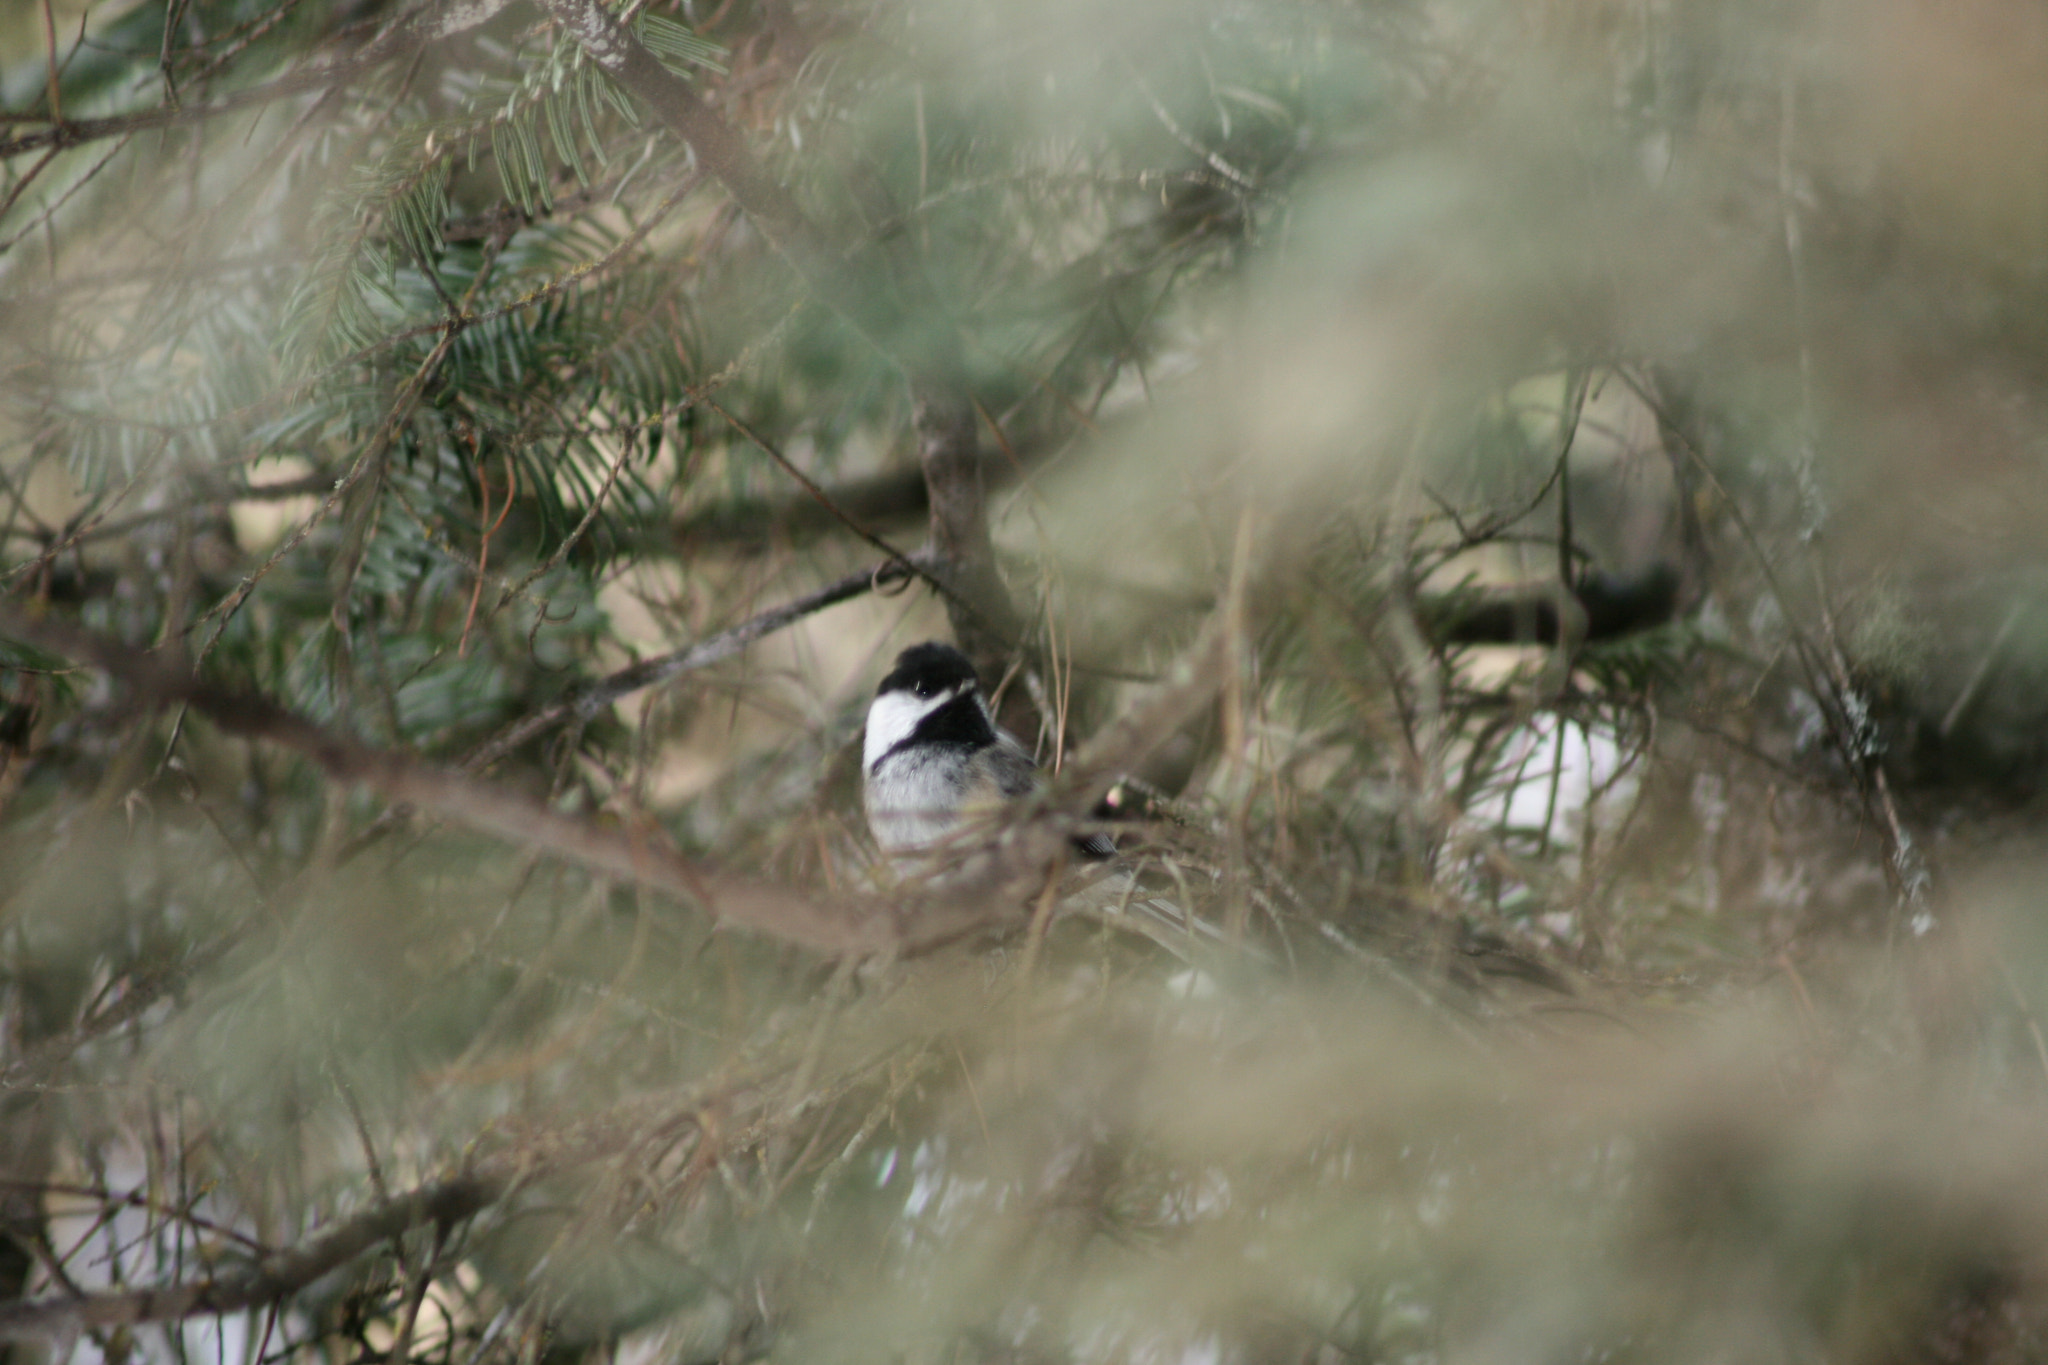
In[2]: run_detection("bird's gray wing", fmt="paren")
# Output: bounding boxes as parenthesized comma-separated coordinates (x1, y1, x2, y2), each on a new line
(984, 733, 1117, 855)
(1075, 829, 1118, 858)
(985, 736, 1041, 799)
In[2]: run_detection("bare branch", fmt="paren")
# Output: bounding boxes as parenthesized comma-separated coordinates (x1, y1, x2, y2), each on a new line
(466, 552, 934, 770)
(698, 399, 934, 582)
(912, 384, 1020, 678)
(0, 1173, 498, 1342)
(0, 1065, 743, 1345)
(0, 607, 924, 955)
(667, 463, 962, 550)
(1062, 612, 1233, 815)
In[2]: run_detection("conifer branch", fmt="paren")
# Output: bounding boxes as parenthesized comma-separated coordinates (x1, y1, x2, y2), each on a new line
(0, 605, 1030, 958)
(534, 0, 1023, 670)
(0, 0, 517, 160)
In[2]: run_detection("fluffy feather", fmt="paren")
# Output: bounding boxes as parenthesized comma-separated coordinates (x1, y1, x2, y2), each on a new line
(862, 642, 1110, 861)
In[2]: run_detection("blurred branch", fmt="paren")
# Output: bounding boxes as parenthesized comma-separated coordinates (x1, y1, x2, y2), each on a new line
(1063, 613, 1234, 814)
(1429, 566, 1683, 647)
(0, 933, 247, 1093)
(0, 0, 515, 160)
(466, 551, 935, 770)
(0, 607, 916, 954)
(0, 1171, 499, 1341)
(0, 1007, 919, 1346)
(667, 456, 1016, 551)
(0, 591, 1239, 957)
(0, 81, 316, 160)
(532, 0, 833, 291)
(0, 1068, 53, 1365)
(696, 399, 938, 588)
(0, 1063, 767, 1345)
(913, 385, 1021, 679)
(0, 469, 338, 551)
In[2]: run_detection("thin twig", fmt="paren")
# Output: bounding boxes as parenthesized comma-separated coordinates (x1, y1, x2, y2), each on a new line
(698, 397, 933, 591)
(0, 147, 59, 228)
(0, 1173, 498, 1342)
(1118, 52, 1254, 192)
(0, 1068, 763, 1344)
(1939, 598, 2026, 739)
(0, 138, 129, 256)
(383, 1224, 443, 1365)
(464, 552, 932, 772)
(37, 0, 62, 122)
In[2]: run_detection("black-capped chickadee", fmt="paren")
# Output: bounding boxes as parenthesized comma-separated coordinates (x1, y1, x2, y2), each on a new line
(862, 641, 1241, 963)
(862, 641, 1114, 864)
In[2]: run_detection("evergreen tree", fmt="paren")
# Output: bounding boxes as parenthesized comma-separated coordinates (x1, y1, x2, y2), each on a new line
(6, 1, 2048, 1362)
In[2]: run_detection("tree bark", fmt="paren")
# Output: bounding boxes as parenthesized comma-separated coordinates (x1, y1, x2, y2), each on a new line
(911, 385, 1021, 685)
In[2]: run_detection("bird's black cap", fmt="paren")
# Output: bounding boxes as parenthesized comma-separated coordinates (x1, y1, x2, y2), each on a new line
(877, 641, 981, 699)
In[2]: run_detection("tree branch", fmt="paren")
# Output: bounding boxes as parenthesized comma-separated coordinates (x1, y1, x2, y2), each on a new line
(531, 0, 838, 306)
(1061, 613, 1233, 815)
(0, 607, 958, 957)
(911, 384, 1020, 681)
(667, 464, 951, 550)
(0, 1174, 500, 1342)
(0, 0, 516, 160)
(465, 552, 932, 771)
(534, 0, 1023, 662)
(0, 1065, 758, 1344)
(0, 596, 1239, 961)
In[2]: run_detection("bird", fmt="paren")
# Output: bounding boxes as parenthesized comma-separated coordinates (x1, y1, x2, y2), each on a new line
(861, 641, 1115, 865)
(860, 641, 1238, 963)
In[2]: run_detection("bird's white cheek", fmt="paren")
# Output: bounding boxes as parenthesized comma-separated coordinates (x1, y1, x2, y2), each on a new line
(863, 690, 941, 768)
